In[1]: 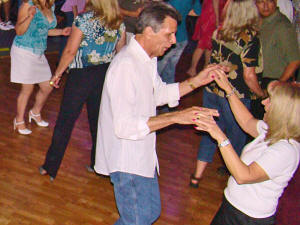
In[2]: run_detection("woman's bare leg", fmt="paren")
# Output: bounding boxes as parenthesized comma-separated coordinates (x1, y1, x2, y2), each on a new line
(16, 84, 34, 129)
(186, 47, 205, 77)
(31, 81, 53, 122)
(190, 160, 208, 185)
(204, 49, 212, 67)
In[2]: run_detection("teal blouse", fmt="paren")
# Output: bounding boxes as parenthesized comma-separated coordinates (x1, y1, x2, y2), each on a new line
(69, 11, 125, 68)
(13, 0, 57, 55)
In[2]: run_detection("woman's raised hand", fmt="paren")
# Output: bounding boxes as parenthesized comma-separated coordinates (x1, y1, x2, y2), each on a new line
(194, 114, 226, 142)
(28, 5, 36, 17)
(28, 6, 36, 18)
(213, 69, 232, 93)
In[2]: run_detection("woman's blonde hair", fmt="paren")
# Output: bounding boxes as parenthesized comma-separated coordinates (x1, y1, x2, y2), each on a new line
(265, 82, 300, 145)
(85, 0, 122, 30)
(218, 0, 260, 42)
(32, 0, 55, 9)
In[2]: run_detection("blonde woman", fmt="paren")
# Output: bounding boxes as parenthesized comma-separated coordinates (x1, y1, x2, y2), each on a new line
(11, 0, 71, 135)
(39, 0, 126, 180)
(196, 71, 299, 224)
(190, 0, 266, 187)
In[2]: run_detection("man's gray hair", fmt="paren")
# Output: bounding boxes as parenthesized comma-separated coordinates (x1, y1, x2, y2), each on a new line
(135, 2, 181, 34)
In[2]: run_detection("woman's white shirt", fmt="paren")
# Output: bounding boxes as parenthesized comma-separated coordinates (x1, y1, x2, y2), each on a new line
(224, 120, 300, 218)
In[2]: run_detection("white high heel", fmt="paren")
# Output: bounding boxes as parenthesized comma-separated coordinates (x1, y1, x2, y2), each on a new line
(29, 110, 49, 127)
(13, 118, 32, 135)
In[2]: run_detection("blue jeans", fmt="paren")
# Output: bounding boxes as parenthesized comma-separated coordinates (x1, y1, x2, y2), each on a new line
(198, 90, 251, 162)
(157, 40, 188, 84)
(110, 172, 161, 225)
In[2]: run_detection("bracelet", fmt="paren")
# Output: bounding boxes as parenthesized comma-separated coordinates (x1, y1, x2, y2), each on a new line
(218, 139, 231, 148)
(225, 89, 235, 98)
(187, 80, 197, 90)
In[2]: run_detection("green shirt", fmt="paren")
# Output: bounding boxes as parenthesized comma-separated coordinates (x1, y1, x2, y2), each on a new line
(259, 8, 300, 79)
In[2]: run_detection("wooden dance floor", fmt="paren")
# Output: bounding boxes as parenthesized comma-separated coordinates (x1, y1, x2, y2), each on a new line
(0, 52, 228, 225)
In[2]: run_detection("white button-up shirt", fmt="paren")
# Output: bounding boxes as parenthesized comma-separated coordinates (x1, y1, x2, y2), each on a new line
(94, 37, 180, 178)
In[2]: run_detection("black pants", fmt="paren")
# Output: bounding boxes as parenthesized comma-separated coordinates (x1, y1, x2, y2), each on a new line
(211, 197, 275, 225)
(42, 63, 109, 178)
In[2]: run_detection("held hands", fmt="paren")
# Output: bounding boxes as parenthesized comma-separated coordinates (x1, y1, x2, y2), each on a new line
(212, 69, 233, 93)
(194, 113, 227, 143)
(193, 64, 230, 87)
(172, 106, 219, 126)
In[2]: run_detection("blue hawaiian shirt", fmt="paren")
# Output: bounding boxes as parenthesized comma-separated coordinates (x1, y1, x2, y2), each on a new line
(69, 11, 125, 68)
(13, 0, 57, 55)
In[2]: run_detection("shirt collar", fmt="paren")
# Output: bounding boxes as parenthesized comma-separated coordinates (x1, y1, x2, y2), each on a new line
(128, 36, 157, 64)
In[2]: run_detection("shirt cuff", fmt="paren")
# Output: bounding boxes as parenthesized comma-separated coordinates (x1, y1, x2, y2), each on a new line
(167, 82, 180, 108)
(128, 116, 150, 140)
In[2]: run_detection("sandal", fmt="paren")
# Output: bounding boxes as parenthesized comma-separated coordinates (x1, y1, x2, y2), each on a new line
(189, 174, 201, 188)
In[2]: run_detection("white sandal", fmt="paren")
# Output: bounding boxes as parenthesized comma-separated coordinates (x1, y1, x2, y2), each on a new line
(13, 118, 32, 135)
(29, 110, 49, 127)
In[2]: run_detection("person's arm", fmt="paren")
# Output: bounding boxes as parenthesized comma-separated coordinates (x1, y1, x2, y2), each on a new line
(279, 60, 300, 81)
(195, 111, 269, 184)
(15, 3, 36, 35)
(115, 27, 126, 53)
(72, 5, 78, 18)
(50, 25, 82, 88)
(241, 35, 266, 97)
(48, 27, 71, 36)
(213, 69, 259, 137)
(221, 0, 230, 22)
(147, 107, 219, 133)
(212, 0, 220, 27)
(179, 64, 226, 97)
(243, 66, 266, 97)
(276, 23, 300, 81)
(212, 132, 269, 184)
(109, 60, 219, 140)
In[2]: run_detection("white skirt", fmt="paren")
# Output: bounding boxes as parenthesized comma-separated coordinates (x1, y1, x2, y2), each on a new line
(10, 45, 52, 84)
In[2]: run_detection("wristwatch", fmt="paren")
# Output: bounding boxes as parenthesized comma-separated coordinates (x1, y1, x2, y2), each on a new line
(218, 139, 230, 148)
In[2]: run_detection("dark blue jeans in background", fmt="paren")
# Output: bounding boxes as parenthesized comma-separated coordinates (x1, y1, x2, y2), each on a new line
(197, 89, 251, 162)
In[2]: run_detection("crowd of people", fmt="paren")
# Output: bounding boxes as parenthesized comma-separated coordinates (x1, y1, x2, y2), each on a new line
(2, 0, 300, 224)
